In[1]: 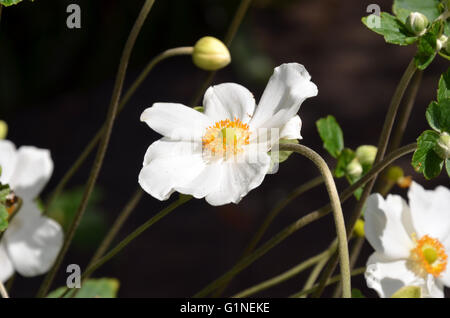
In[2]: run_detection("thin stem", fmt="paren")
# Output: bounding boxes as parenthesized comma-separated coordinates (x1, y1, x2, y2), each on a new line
(0, 5, 3, 25)
(280, 144, 351, 298)
(89, 188, 143, 269)
(193, 143, 416, 298)
(44, 46, 193, 215)
(58, 195, 192, 298)
(37, 0, 155, 298)
(213, 175, 323, 296)
(332, 236, 364, 298)
(0, 280, 9, 298)
(232, 240, 337, 298)
(289, 267, 366, 298)
(312, 58, 417, 298)
(300, 239, 336, 297)
(190, 0, 252, 106)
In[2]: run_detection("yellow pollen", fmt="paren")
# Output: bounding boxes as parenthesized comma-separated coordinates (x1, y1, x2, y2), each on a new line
(411, 234, 447, 277)
(202, 118, 251, 158)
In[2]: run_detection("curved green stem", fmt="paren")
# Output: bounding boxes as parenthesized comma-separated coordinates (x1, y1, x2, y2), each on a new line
(290, 267, 366, 298)
(332, 236, 364, 298)
(232, 240, 337, 298)
(280, 144, 351, 298)
(213, 175, 323, 296)
(193, 143, 416, 298)
(37, 0, 155, 298)
(190, 0, 252, 106)
(300, 239, 336, 297)
(58, 194, 192, 298)
(44, 46, 193, 215)
(88, 188, 143, 268)
(312, 58, 417, 298)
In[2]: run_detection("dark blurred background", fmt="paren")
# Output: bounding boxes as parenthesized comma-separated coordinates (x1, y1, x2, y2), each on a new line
(0, 0, 448, 298)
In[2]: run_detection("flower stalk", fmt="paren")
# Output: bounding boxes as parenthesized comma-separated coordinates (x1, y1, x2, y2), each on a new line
(37, 0, 155, 298)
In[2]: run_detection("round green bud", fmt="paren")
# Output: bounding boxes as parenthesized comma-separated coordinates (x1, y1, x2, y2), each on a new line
(434, 131, 450, 159)
(353, 219, 365, 238)
(437, 35, 448, 51)
(355, 145, 377, 166)
(346, 158, 363, 178)
(192, 36, 231, 71)
(386, 165, 404, 182)
(405, 12, 429, 36)
(0, 120, 8, 140)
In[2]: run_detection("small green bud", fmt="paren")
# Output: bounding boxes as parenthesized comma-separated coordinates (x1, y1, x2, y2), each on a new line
(355, 145, 377, 166)
(192, 36, 231, 71)
(405, 12, 429, 36)
(437, 35, 448, 51)
(353, 219, 365, 238)
(0, 120, 7, 140)
(346, 158, 363, 178)
(434, 131, 450, 159)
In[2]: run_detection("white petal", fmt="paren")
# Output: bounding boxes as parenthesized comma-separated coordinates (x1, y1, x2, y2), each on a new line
(425, 275, 444, 298)
(279, 115, 302, 140)
(0, 242, 14, 283)
(8, 146, 53, 200)
(364, 193, 414, 259)
(205, 151, 271, 206)
(203, 83, 256, 123)
(0, 139, 17, 185)
(365, 252, 424, 298)
(249, 63, 318, 131)
(4, 200, 63, 277)
(438, 235, 450, 287)
(138, 138, 207, 200)
(408, 182, 450, 241)
(140, 103, 211, 141)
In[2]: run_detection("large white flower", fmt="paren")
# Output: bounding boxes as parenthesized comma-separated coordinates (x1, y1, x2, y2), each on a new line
(138, 63, 318, 206)
(0, 139, 63, 283)
(364, 181, 450, 298)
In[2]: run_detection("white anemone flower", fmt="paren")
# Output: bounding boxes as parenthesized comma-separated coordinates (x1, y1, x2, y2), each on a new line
(0, 139, 63, 283)
(364, 181, 450, 297)
(138, 63, 318, 206)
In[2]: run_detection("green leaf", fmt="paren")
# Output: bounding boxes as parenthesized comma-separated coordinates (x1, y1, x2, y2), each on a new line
(0, 183, 10, 201)
(426, 99, 450, 132)
(334, 148, 355, 178)
(193, 106, 204, 113)
(351, 288, 365, 298)
(412, 130, 444, 179)
(393, 0, 441, 23)
(268, 139, 299, 172)
(414, 20, 444, 70)
(47, 278, 120, 298)
(0, 0, 34, 6)
(316, 115, 344, 158)
(362, 12, 417, 46)
(0, 204, 8, 232)
(391, 285, 422, 298)
(437, 68, 450, 102)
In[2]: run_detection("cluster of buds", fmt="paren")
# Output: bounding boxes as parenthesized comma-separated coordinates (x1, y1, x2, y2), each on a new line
(345, 145, 377, 178)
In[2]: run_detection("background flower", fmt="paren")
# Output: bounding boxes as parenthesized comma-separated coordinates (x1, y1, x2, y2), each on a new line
(0, 139, 63, 283)
(364, 181, 450, 297)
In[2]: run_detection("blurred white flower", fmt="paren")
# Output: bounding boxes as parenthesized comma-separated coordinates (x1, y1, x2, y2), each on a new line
(139, 63, 318, 206)
(0, 139, 63, 283)
(364, 181, 450, 297)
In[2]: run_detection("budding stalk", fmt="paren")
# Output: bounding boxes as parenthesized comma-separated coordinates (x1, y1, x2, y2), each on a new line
(405, 12, 428, 36)
(192, 36, 231, 71)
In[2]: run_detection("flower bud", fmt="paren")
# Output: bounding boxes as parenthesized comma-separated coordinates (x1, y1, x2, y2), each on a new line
(405, 12, 429, 36)
(437, 35, 448, 51)
(434, 131, 450, 159)
(346, 158, 363, 178)
(192, 36, 231, 71)
(353, 219, 365, 238)
(355, 145, 377, 166)
(0, 120, 7, 140)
